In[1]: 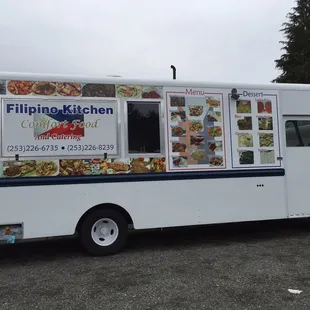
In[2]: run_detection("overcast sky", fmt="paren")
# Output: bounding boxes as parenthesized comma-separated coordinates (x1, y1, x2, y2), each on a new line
(0, 0, 295, 84)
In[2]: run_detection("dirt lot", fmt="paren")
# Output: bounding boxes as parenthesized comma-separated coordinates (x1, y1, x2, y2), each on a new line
(1, 219, 310, 310)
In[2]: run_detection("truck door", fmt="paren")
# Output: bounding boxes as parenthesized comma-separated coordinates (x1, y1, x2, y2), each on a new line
(284, 116, 310, 217)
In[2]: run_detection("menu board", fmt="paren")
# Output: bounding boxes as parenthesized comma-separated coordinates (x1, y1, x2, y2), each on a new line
(230, 91, 281, 168)
(167, 92, 226, 171)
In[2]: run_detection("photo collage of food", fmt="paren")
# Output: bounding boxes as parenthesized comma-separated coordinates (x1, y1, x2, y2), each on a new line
(0, 81, 166, 178)
(0, 80, 283, 175)
(231, 95, 279, 167)
(0, 80, 163, 99)
(168, 94, 225, 170)
(0, 157, 166, 178)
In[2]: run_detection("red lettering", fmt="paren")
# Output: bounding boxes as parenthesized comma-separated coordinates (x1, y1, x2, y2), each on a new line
(185, 89, 205, 96)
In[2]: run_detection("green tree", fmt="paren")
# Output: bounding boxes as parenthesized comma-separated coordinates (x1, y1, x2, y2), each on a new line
(273, 0, 310, 83)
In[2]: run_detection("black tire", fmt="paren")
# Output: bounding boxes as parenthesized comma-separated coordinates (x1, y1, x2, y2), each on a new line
(79, 208, 128, 256)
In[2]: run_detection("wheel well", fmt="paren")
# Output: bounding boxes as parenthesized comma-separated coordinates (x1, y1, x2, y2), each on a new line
(76, 203, 133, 233)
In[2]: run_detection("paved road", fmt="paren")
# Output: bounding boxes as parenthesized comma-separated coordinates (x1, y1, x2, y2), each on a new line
(1, 219, 310, 310)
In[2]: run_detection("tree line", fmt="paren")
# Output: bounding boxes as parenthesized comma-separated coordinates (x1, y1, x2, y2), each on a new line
(273, 0, 310, 83)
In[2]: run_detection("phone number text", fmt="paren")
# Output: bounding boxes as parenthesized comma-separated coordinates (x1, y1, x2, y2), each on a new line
(7, 145, 60, 152)
(67, 144, 115, 152)
(6, 144, 115, 153)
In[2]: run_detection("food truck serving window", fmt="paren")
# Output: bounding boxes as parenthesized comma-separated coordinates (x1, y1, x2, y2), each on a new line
(126, 101, 162, 154)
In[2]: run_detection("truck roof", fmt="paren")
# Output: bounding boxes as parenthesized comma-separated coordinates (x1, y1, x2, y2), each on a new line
(0, 71, 310, 92)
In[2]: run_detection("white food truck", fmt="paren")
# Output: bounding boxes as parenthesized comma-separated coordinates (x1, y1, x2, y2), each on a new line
(0, 73, 308, 255)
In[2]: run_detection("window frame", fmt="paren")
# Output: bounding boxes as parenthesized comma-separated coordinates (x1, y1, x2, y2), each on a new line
(124, 99, 165, 158)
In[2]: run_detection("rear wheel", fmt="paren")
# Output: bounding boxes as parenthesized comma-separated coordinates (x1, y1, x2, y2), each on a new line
(79, 209, 128, 256)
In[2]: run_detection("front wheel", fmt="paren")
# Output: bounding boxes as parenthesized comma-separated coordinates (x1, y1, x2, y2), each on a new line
(79, 209, 128, 256)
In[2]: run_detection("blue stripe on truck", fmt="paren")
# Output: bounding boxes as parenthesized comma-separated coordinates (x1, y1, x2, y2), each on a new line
(0, 168, 285, 188)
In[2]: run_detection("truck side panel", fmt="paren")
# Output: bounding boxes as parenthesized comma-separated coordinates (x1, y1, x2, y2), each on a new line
(0, 174, 287, 239)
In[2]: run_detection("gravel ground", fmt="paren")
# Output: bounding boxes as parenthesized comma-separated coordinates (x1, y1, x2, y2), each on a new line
(1, 219, 310, 310)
